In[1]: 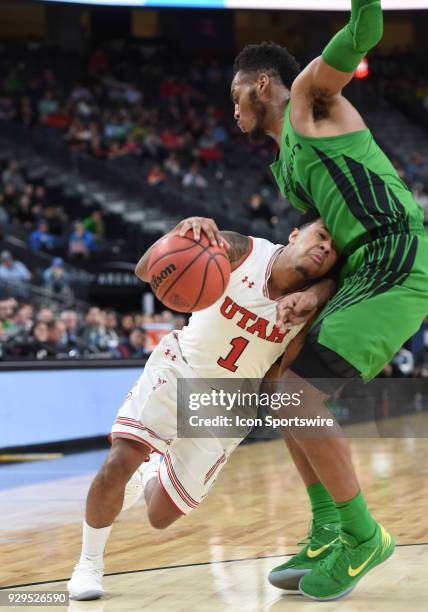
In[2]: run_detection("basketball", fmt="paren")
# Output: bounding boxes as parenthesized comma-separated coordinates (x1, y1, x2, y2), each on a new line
(147, 231, 231, 312)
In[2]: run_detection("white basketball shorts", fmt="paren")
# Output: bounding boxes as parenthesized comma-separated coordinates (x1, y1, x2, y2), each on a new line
(111, 332, 242, 514)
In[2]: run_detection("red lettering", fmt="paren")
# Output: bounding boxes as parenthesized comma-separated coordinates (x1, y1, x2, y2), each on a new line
(246, 317, 268, 340)
(267, 325, 287, 344)
(220, 296, 239, 319)
(237, 307, 257, 329)
(217, 337, 249, 372)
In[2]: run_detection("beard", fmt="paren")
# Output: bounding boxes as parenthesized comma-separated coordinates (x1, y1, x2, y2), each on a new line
(294, 264, 311, 282)
(248, 88, 268, 141)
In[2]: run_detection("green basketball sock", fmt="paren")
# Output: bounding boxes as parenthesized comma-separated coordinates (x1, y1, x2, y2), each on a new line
(307, 482, 340, 529)
(336, 491, 377, 543)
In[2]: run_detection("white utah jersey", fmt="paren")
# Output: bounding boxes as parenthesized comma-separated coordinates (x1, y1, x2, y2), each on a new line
(178, 236, 305, 379)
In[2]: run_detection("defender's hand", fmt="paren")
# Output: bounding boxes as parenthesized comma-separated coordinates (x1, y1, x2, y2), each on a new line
(276, 292, 318, 333)
(172, 217, 230, 249)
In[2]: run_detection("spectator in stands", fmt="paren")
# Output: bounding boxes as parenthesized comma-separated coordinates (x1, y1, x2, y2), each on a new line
(60, 309, 81, 347)
(0, 94, 16, 122)
(44, 206, 67, 237)
(38, 91, 60, 123)
(116, 327, 150, 359)
(182, 162, 208, 189)
(0, 297, 18, 339)
(81, 307, 110, 353)
(1, 183, 17, 214)
(29, 219, 59, 253)
(246, 193, 277, 227)
(413, 182, 428, 210)
(147, 164, 167, 187)
(163, 152, 182, 178)
(104, 309, 120, 349)
(0, 250, 31, 283)
(19, 96, 36, 129)
(174, 315, 187, 331)
(15, 304, 34, 333)
(2, 160, 25, 193)
(0, 203, 9, 224)
(120, 313, 135, 338)
(212, 121, 228, 144)
(404, 152, 428, 182)
(392, 159, 407, 181)
(43, 257, 72, 299)
(48, 319, 68, 352)
(33, 185, 48, 208)
(14, 194, 37, 230)
(36, 307, 55, 324)
(26, 320, 58, 359)
(143, 128, 163, 159)
(83, 209, 105, 239)
(197, 127, 224, 162)
(68, 221, 95, 260)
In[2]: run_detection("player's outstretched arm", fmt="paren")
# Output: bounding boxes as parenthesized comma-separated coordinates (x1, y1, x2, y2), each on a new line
(292, 0, 383, 98)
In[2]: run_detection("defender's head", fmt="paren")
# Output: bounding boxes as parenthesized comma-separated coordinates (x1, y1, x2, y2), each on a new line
(232, 42, 300, 140)
(287, 217, 339, 280)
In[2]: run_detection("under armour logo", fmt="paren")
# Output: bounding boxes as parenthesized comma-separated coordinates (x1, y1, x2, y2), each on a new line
(153, 376, 167, 391)
(165, 349, 177, 361)
(242, 276, 255, 288)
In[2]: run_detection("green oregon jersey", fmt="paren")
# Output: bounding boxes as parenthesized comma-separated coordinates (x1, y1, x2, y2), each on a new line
(270, 103, 425, 255)
(270, 102, 428, 381)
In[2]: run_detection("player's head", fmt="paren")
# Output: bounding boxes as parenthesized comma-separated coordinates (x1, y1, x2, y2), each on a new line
(287, 217, 339, 280)
(232, 42, 300, 140)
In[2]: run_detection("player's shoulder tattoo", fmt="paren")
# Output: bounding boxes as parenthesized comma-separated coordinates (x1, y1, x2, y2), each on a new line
(220, 231, 250, 264)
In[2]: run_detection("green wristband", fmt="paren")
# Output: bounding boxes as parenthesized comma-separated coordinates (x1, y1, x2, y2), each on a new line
(322, 0, 383, 73)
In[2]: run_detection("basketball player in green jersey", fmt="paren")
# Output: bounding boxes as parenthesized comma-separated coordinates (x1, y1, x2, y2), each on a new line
(231, 0, 428, 602)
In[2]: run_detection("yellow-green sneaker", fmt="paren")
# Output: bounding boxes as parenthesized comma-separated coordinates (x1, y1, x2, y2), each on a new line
(298, 523, 395, 601)
(268, 523, 340, 590)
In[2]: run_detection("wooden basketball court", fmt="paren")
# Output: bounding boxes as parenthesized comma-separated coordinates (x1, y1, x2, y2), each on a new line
(1, 416, 427, 611)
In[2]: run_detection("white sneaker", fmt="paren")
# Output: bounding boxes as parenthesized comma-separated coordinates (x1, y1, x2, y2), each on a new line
(67, 557, 104, 601)
(121, 454, 161, 512)
(121, 464, 145, 512)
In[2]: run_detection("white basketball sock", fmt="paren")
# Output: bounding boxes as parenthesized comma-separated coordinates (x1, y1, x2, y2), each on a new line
(80, 520, 112, 563)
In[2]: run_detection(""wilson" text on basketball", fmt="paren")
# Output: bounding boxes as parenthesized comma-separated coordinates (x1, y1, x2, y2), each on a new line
(150, 263, 177, 291)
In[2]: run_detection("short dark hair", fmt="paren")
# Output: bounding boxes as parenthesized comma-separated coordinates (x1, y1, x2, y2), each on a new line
(298, 211, 322, 229)
(233, 42, 300, 90)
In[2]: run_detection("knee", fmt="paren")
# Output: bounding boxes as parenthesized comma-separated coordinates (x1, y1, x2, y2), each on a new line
(146, 493, 183, 530)
(146, 506, 176, 530)
(100, 455, 131, 489)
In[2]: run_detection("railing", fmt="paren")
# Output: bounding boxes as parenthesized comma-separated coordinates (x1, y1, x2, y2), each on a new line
(0, 278, 90, 311)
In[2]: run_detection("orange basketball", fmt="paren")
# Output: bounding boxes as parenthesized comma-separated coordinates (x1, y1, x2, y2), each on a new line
(147, 230, 231, 312)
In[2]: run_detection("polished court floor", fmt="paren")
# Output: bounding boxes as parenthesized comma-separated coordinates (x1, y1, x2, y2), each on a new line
(1, 416, 427, 611)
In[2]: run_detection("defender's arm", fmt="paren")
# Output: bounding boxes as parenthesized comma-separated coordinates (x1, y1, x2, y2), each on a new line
(292, 0, 383, 99)
(264, 317, 314, 380)
(276, 278, 335, 333)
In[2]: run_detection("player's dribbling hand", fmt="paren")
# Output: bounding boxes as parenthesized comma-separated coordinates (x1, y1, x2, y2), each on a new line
(172, 217, 231, 249)
(276, 292, 318, 332)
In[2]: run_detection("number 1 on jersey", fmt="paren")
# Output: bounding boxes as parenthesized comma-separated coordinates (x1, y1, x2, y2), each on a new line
(217, 337, 249, 373)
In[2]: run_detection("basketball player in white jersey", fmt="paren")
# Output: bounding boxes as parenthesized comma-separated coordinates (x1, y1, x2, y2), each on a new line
(68, 215, 338, 601)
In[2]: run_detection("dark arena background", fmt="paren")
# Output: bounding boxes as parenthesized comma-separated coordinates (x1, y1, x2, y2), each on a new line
(0, 1, 427, 610)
